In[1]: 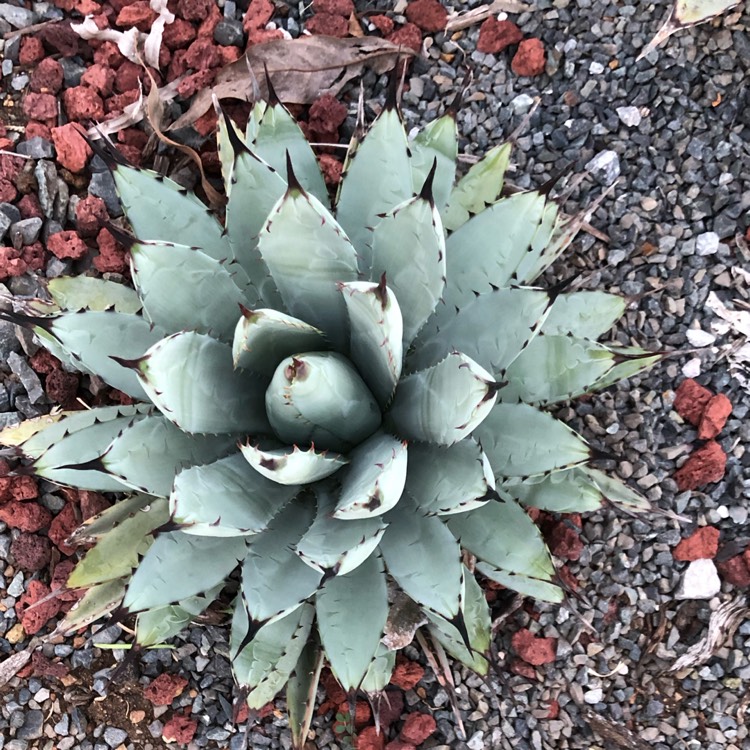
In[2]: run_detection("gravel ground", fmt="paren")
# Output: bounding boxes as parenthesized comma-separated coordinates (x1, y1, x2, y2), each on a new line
(1, 1, 750, 749)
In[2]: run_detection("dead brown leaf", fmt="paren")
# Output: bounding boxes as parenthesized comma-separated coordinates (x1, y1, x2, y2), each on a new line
(170, 36, 414, 131)
(445, 0, 532, 33)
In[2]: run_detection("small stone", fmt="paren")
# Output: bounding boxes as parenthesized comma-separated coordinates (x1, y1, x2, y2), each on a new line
(16, 137, 55, 159)
(89, 171, 122, 216)
(399, 713, 437, 744)
(511, 38, 546, 77)
(676, 559, 721, 600)
(589, 61, 604, 74)
(511, 628, 557, 665)
(103, 727, 128, 747)
(585, 149, 620, 186)
(29, 58, 64, 94)
(673, 527, 720, 561)
(62, 86, 105, 122)
(8, 350, 45, 402)
(214, 18, 244, 46)
(10, 532, 51, 571)
(10, 217, 43, 246)
(47, 230, 88, 260)
(686, 328, 716, 347)
(695, 231, 719, 256)
(22, 92, 58, 121)
(51, 123, 92, 174)
(0, 4, 38, 28)
(717, 553, 750, 588)
(616, 106, 642, 127)
(698, 394, 732, 440)
(510, 93, 535, 115)
(34, 159, 58, 217)
(0, 210, 12, 241)
(16, 709, 44, 740)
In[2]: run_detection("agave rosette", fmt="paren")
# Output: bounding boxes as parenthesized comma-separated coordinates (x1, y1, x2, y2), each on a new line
(0, 87, 659, 724)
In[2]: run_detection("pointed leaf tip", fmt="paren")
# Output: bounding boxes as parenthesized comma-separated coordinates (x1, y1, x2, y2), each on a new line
(263, 62, 281, 105)
(109, 354, 144, 370)
(285, 151, 305, 195)
(223, 110, 250, 157)
(418, 158, 438, 204)
(446, 69, 473, 117)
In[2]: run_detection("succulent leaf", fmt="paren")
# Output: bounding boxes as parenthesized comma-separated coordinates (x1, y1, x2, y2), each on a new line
(170, 453, 299, 535)
(315, 553, 388, 691)
(585, 467, 651, 512)
(47, 276, 142, 314)
(59, 578, 126, 634)
(68, 492, 154, 545)
(505, 468, 604, 513)
(513, 200, 561, 283)
(475, 562, 564, 603)
(240, 442, 348, 485)
(287, 640, 324, 750)
(410, 114, 458, 212)
(360, 643, 397, 694)
(542, 291, 627, 338)
(387, 353, 498, 445)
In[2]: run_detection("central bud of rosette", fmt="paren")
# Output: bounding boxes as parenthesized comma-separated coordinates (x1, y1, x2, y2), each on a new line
(265, 352, 382, 453)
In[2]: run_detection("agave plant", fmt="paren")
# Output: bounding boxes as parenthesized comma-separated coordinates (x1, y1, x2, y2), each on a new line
(1, 83, 659, 738)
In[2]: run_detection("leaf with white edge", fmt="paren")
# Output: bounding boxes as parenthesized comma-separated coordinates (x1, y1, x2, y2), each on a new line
(369, 186, 446, 347)
(339, 280, 403, 408)
(47, 276, 142, 314)
(590, 348, 662, 391)
(68, 493, 154, 545)
(476, 562, 564, 603)
(447, 494, 555, 581)
(424, 570, 490, 674)
(474, 402, 591, 479)
(336, 108, 413, 273)
(103, 416, 238, 497)
(542, 291, 627, 339)
(32, 412, 152, 492)
(231, 599, 315, 709)
(360, 644, 396, 694)
(123, 532, 246, 612)
(410, 113, 457, 212)
(586, 467, 651, 512)
(405, 439, 494, 516)
(513, 199, 560, 284)
(380, 496, 463, 618)
(242, 497, 321, 625)
(134, 332, 270, 435)
(250, 101, 328, 203)
(171, 453, 299, 536)
(232, 307, 328, 376)
(499, 335, 616, 405)
(387, 353, 498, 445)
(13, 404, 153, 459)
(296, 483, 387, 576)
(443, 192, 548, 308)
(409, 287, 551, 376)
(37, 311, 166, 399)
(333, 432, 408, 519)
(503, 468, 603, 513)
(240, 443, 348, 485)
(130, 241, 248, 343)
(258, 183, 358, 350)
(59, 578, 126, 634)
(442, 143, 511, 232)
(288, 640, 324, 750)
(0, 412, 65, 451)
(315, 553, 388, 691)
(112, 164, 231, 262)
(216, 111, 237, 188)
(67, 498, 169, 588)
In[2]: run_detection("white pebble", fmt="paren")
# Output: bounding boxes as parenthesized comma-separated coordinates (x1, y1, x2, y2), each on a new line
(584, 687, 604, 704)
(589, 61, 605, 74)
(695, 231, 720, 256)
(681, 358, 702, 378)
(616, 106, 642, 127)
(676, 559, 721, 601)
(686, 328, 716, 347)
(510, 93, 535, 115)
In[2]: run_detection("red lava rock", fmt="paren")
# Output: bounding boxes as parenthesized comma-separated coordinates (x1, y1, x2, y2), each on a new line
(673, 526, 720, 562)
(370, 15, 394, 35)
(386, 23, 423, 53)
(511, 38, 546, 77)
(557, 564, 579, 591)
(114, 60, 145, 95)
(309, 93, 348, 134)
(18, 194, 43, 219)
(77, 0, 100, 13)
(337, 699, 371, 730)
(218, 45, 242, 65)
(51, 560, 81, 601)
(318, 154, 343, 186)
(313, 0, 354, 15)
(23, 92, 58, 122)
(30, 349, 61, 375)
(674, 378, 712, 426)
(698, 394, 732, 440)
(51, 123, 93, 174)
(178, 0, 213, 22)
(321, 669, 346, 705)
(47, 230, 89, 260)
(384, 741, 415, 750)
(0, 180, 16, 203)
(10, 532, 51, 571)
(197, 2, 222, 38)
(244, 0, 275, 31)
(162, 714, 198, 744)
(47, 502, 80, 555)
(177, 69, 217, 99)
(145, 673, 189, 706)
(0, 502, 52, 532)
(28, 650, 70, 678)
(40, 21, 82, 56)
(22, 242, 44, 273)
(405, 0, 447, 33)
(81, 64, 117, 97)
(184, 37, 222, 70)
(547, 699, 560, 719)
(717, 551, 750, 588)
(546, 514, 583, 561)
(163, 17, 197, 49)
(511, 628, 557, 666)
(106, 90, 141, 116)
(30, 58, 64, 94)
(356, 726, 385, 750)
(399, 712, 437, 745)
(390, 659, 424, 691)
(63, 86, 105, 122)
(377, 689, 404, 729)
(0, 246, 26, 277)
(116, 1, 157, 30)
(477, 18, 523, 54)
(80, 490, 110, 520)
(306, 12, 349, 37)
(510, 658, 537, 679)
(675, 440, 727, 491)
(19, 36, 46, 65)
(76, 195, 109, 237)
(194, 109, 218, 137)
(16, 580, 61, 635)
(94, 41, 126, 67)
(246, 26, 284, 45)
(24, 122, 52, 141)
(0, 474, 40, 502)
(94, 227, 128, 273)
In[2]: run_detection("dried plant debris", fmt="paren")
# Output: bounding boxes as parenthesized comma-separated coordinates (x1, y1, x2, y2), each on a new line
(671, 599, 750, 672)
(639, 0, 743, 60)
(706, 291, 750, 392)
